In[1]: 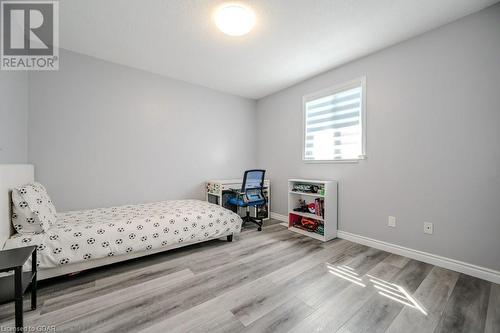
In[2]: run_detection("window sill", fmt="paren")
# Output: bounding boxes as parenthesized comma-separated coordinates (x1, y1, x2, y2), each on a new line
(303, 156, 366, 164)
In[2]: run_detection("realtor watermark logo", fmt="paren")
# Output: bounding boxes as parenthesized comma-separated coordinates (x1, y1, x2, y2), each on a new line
(1, 0, 59, 70)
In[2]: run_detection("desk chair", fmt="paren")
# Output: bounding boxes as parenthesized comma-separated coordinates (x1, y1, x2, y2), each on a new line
(228, 169, 266, 231)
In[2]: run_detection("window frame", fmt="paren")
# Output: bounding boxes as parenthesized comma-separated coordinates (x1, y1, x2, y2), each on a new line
(302, 76, 367, 163)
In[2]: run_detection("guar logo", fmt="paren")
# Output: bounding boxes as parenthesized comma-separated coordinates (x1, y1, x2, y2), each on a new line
(1, 0, 59, 70)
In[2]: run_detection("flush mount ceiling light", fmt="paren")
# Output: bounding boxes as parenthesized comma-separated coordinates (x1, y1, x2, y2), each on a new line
(214, 3, 256, 36)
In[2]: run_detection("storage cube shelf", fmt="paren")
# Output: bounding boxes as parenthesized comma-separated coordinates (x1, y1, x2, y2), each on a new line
(288, 179, 338, 242)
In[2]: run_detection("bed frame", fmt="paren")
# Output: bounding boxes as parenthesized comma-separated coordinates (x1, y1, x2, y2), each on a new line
(0, 164, 235, 280)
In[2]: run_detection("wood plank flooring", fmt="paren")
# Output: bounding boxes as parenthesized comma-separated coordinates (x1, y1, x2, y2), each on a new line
(0, 220, 498, 332)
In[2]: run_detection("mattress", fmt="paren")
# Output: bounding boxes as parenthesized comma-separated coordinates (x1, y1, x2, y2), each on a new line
(4, 200, 242, 269)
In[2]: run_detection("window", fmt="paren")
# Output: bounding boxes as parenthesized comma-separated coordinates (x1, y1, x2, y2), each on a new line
(303, 77, 366, 162)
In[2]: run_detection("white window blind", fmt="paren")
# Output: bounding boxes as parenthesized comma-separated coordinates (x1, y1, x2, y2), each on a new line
(303, 78, 366, 161)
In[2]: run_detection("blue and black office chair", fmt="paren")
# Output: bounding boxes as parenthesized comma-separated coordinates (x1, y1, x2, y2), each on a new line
(228, 169, 266, 231)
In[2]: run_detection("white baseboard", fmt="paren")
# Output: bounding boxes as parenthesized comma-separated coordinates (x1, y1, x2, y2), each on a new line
(270, 211, 500, 283)
(270, 212, 288, 222)
(337, 230, 500, 284)
(270, 212, 288, 227)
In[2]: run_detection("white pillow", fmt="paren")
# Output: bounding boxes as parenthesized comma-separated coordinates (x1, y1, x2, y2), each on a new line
(11, 182, 57, 234)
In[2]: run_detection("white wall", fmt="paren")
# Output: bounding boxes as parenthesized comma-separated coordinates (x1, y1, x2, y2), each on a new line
(256, 5, 500, 271)
(22, 4, 500, 272)
(28, 50, 256, 211)
(0, 72, 28, 163)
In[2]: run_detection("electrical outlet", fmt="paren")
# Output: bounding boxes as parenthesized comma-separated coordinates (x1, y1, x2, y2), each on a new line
(424, 222, 433, 234)
(388, 216, 396, 228)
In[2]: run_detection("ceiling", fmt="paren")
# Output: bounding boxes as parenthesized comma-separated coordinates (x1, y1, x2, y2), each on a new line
(59, 0, 498, 99)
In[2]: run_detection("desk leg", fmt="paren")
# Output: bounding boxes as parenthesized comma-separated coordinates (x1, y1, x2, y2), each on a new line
(14, 267, 23, 331)
(31, 250, 37, 310)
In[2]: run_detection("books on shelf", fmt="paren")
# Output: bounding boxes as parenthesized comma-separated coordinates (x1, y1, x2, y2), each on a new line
(314, 198, 324, 219)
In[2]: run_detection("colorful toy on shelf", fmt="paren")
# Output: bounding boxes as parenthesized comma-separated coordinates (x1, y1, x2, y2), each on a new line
(300, 217, 318, 231)
(292, 183, 320, 193)
(317, 225, 324, 235)
(293, 199, 309, 213)
(307, 203, 316, 214)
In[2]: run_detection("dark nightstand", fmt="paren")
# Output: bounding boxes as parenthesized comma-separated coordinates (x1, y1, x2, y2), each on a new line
(0, 245, 37, 331)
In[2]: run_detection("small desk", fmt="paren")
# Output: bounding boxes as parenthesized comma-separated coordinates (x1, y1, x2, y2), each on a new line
(206, 179, 271, 220)
(0, 246, 37, 331)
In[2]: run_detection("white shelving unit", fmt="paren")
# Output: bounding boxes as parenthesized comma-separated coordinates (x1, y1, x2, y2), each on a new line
(288, 179, 337, 242)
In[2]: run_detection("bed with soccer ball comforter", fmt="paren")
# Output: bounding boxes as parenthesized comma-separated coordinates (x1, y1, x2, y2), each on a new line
(4, 199, 242, 270)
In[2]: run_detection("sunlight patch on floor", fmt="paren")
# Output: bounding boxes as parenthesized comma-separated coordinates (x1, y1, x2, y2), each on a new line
(325, 264, 428, 315)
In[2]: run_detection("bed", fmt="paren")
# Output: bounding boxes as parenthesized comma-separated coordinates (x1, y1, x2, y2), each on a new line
(0, 165, 242, 280)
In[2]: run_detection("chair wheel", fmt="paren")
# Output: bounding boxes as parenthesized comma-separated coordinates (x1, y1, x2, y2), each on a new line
(258, 227, 262, 231)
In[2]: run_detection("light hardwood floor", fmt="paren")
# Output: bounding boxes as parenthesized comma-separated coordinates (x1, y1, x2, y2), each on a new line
(0, 220, 498, 332)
